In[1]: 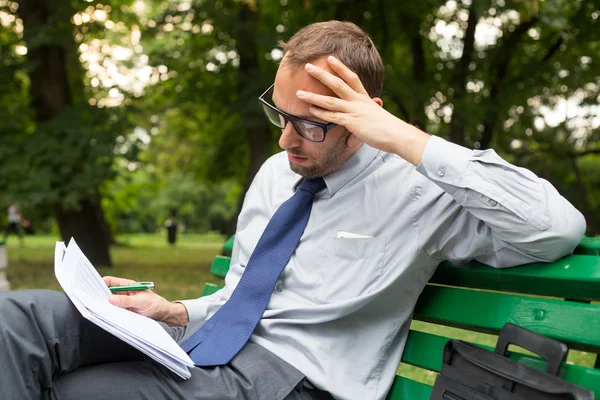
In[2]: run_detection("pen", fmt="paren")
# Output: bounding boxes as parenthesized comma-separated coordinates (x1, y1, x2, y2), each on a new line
(109, 282, 155, 293)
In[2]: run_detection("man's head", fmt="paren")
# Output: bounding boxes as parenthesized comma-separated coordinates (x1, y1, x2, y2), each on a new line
(266, 21, 384, 178)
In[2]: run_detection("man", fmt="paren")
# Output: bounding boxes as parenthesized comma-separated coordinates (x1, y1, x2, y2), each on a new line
(4, 202, 24, 246)
(0, 21, 585, 400)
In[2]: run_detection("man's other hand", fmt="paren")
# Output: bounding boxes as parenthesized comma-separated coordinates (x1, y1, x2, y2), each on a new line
(102, 276, 189, 326)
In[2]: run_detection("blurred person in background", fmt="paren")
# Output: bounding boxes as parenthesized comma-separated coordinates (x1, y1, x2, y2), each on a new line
(3, 202, 24, 247)
(165, 208, 179, 246)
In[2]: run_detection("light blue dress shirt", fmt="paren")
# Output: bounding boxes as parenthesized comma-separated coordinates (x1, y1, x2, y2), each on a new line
(180, 135, 586, 400)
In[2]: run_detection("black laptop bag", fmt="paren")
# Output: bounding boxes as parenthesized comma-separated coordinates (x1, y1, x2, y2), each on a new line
(429, 323, 594, 400)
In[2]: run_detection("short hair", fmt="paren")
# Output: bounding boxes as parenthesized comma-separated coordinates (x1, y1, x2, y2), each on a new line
(279, 21, 384, 98)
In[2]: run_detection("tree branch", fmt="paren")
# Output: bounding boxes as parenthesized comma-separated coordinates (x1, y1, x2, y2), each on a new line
(480, 17, 538, 149)
(407, 24, 427, 129)
(507, 0, 588, 89)
(448, 4, 477, 145)
(541, 36, 564, 63)
(570, 148, 600, 157)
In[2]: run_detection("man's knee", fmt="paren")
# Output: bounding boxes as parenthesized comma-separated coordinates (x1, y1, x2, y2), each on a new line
(0, 290, 72, 327)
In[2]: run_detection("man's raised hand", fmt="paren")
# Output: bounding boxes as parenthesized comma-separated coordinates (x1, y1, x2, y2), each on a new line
(298, 56, 429, 166)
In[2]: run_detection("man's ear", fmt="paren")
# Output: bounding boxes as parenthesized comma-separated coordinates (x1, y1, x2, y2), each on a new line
(346, 97, 383, 148)
(346, 129, 363, 149)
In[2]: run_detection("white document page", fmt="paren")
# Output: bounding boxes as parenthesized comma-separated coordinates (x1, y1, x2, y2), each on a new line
(54, 239, 194, 379)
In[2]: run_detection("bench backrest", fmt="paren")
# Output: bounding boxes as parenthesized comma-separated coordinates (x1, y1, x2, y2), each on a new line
(202, 237, 600, 399)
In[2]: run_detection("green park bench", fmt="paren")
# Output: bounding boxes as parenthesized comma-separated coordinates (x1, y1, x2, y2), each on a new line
(201, 236, 600, 399)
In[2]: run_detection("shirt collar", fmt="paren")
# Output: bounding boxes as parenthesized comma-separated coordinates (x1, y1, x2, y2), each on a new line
(293, 144, 381, 199)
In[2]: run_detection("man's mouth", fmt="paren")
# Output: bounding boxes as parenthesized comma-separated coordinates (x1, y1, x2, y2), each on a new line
(287, 152, 308, 164)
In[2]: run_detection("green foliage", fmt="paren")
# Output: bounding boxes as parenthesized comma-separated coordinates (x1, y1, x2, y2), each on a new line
(102, 167, 239, 234)
(1, 0, 599, 236)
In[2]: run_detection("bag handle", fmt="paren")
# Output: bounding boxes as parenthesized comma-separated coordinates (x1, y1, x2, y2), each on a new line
(494, 323, 568, 376)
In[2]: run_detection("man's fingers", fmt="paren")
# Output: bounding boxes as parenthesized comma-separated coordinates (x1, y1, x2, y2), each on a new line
(109, 293, 141, 308)
(108, 294, 126, 307)
(326, 56, 368, 95)
(102, 276, 135, 287)
(305, 63, 355, 100)
(296, 90, 349, 112)
(308, 106, 344, 125)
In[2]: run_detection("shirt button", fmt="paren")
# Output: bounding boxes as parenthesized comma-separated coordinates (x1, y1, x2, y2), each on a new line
(437, 167, 445, 177)
(489, 199, 498, 206)
(275, 283, 284, 292)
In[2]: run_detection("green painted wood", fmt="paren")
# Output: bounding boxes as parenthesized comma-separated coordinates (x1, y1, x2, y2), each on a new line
(402, 330, 446, 372)
(209, 256, 231, 279)
(575, 237, 600, 256)
(402, 330, 600, 396)
(222, 235, 235, 257)
(203, 236, 600, 397)
(385, 375, 432, 400)
(414, 285, 600, 352)
(200, 283, 222, 297)
(432, 254, 600, 301)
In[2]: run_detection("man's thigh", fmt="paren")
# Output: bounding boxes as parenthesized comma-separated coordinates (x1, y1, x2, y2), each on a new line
(52, 360, 218, 400)
(52, 341, 307, 400)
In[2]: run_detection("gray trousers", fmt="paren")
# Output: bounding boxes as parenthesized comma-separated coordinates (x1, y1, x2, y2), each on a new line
(0, 290, 329, 400)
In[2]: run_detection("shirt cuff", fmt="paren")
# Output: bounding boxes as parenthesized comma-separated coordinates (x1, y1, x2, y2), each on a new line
(416, 135, 473, 194)
(177, 298, 212, 325)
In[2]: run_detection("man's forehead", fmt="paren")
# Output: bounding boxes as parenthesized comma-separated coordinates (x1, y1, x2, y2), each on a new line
(275, 56, 339, 96)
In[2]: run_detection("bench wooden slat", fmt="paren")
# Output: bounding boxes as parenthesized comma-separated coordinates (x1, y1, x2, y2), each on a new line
(200, 283, 221, 297)
(402, 330, 600, 397)
(575, 237, 600, 256)
(222, 236, 235, 257)
(414, 285, 600, 352)
(402, 330, 446, 371)
(209, 256, 231, 279)
(432, 254, 600, 301)
(386, 375, 432, 400)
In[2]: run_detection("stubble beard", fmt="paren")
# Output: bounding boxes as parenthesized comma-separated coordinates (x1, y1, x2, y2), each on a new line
(288, 139, 352, 179)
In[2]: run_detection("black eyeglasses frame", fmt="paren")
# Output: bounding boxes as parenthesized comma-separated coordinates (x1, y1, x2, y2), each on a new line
(258, 84, 337, 143)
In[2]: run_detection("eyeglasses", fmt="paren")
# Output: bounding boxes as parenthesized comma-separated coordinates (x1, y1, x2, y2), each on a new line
(258, 84, 337, 142)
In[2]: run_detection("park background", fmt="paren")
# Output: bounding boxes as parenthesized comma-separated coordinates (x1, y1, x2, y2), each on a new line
(0, 0, 599, 386)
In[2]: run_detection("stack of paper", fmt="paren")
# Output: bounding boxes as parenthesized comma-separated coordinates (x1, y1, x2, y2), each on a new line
(54, 239, 194, 379)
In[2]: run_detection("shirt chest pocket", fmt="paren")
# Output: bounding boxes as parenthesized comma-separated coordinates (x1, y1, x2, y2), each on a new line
(316, 236, 387, 303)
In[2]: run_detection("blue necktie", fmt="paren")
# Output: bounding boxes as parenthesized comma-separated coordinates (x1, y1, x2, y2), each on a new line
(181, 177, 326, 366)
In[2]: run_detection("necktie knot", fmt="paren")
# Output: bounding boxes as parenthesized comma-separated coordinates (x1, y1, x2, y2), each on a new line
(298, 177, 326, 196)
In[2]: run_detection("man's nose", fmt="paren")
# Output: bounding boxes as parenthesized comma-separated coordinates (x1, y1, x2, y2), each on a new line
(278, 121, 302, 150)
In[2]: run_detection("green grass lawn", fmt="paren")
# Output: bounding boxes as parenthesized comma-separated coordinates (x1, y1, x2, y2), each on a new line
(2, 233, 596, 386)
(5, 233, 225, 299)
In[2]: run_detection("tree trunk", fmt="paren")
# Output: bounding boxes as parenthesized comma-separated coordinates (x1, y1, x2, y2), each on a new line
(226, 2, 272, 236)
(394, 5, 428, 129)
(55, 198, 112, 267)
(408, 33, 427, 130)
(480, 18, 537, 149)
(17, 0, 113, 265)
(448, 5, 477, 146)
